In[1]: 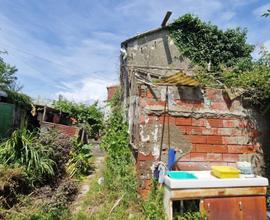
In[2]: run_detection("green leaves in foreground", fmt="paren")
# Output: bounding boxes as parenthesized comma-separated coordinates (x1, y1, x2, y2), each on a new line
(0, 128, 55, 185)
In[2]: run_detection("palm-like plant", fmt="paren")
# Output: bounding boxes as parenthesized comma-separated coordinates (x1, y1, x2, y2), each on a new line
(0, 128, 55, 184)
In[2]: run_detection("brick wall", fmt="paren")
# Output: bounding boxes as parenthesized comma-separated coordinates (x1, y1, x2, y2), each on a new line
(134, 85, 263, 198)
(40, 121, 80, 137)
(107, 85, 119, 102)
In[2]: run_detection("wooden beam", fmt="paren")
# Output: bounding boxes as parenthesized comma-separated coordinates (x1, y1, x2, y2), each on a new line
(170, 187, 267, 200)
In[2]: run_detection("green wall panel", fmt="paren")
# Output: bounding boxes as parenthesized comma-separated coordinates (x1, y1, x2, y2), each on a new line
(0, 103, 14, 139)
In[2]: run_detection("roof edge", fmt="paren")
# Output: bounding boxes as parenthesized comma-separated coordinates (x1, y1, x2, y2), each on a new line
(121, 26, 168, 46)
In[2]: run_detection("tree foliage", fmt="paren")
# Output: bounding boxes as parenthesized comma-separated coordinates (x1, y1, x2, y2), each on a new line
(0, 53, 31, 107)
(0, 55, 18, 91)
(53, 100, 103, 138)
(168, 14, 254, 70)
(196, 47, 270, 106)
(262, 9, 270, 17)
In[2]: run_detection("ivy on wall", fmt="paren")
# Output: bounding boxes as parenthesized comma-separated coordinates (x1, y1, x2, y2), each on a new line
(168, 14, 254, 71)
(169, 14, 270, 108)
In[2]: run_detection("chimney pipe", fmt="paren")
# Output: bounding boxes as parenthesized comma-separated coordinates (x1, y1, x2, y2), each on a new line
(161, 11, 172, 27)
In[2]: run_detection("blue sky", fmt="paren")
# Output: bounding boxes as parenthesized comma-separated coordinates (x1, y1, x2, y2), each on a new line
(0, 0, 270, 103)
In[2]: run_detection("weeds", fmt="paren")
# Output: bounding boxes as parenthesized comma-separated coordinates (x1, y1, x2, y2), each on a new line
(0, 128, 55, 185)
(67, 141, 93, 178)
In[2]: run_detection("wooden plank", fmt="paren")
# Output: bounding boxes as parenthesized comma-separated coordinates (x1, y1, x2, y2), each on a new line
(170, 187, 266, 200)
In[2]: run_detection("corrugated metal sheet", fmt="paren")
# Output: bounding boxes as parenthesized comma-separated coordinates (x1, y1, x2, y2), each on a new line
(155, 72, 200, 87)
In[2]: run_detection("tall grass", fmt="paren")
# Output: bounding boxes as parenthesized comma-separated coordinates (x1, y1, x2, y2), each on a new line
(0, 128, 55, 184)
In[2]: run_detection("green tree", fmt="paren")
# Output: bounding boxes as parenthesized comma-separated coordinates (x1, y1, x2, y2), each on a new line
(0, 52, 31, 107)
(0, 54, 18, 90)
(262, 9, 270, 17)
(168, 14, 254, 71)
(53, 100, 103, 138)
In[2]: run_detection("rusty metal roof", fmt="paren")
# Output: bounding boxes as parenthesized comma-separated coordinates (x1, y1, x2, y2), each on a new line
(154, 72, 200, 87)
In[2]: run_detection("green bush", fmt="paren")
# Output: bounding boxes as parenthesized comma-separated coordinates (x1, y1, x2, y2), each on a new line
(66, 141, 93, 177)
(53, 100, 103, 139)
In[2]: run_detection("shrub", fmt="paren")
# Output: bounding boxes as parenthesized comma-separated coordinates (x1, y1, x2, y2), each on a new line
(0, 128, 55, 185)
(38, 129, 73, 178)
(66, 141, 93, 177)
(53, 100, 104, 139)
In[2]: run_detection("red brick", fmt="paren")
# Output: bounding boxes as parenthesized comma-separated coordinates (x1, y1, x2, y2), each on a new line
(190, 152, 206, 161)
(177, 126, 186, 134)
(202, 128, 218, 135)
(179, 153, 191, 161)
(223, 153, 240, 162)
(222, 136, 239, 145)
(210, 102, 228, 111)
(137, 153, 154, 161)
(230, 128, 243, 136)
(223, 119, 240, 128)
(146, 100, 165, 106)
(210, 161, 228, 166)
(227, 145, 255, 154)
(191, 135, 207, 144)
(184, 126, 202, 135)
(206, 153, 222, 161)
(191, 144, 196, 152)
(205, 88, 223, 101)
(211, 145, 228, 153)
(175, 117, 192, 126)
(207, 136, 223, 144)
(196, 144, 228, 153)
(176, 161, 210, 171)
(195, 144, 213, 152)
(192, 118, 207, 127)
(159, 115, 175, 124)
(208, 118, 224, 128)
(217, 128, 233, 136)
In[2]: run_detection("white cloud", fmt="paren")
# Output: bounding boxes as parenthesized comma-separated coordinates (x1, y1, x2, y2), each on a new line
(56, 77, 116, 104)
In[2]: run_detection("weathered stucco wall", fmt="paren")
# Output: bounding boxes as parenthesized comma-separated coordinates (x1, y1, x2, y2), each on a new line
(123, 29, 192, 75)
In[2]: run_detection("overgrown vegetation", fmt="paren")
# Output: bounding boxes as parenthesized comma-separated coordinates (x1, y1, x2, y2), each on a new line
(0, 128, 93, 219)
(72, 89, 166, 219)
(0, 128, 55, 186)
(67, 141, 93, 178)
(169, 14, 270, 108)
(53, 100, 103, 139)
(168, 14, 254, 71)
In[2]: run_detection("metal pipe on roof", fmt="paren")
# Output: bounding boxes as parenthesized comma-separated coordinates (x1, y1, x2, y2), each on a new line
(161, 11, 172, 27)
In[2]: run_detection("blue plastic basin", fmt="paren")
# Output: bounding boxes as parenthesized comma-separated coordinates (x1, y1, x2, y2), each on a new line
(167, 171, 197, 180)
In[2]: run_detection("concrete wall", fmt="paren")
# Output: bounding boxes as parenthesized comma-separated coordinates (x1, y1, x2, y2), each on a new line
(122, 29, 192, 76)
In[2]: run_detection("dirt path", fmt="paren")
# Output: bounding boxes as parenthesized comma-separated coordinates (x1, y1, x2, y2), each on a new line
(70, 144, 105, 214)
